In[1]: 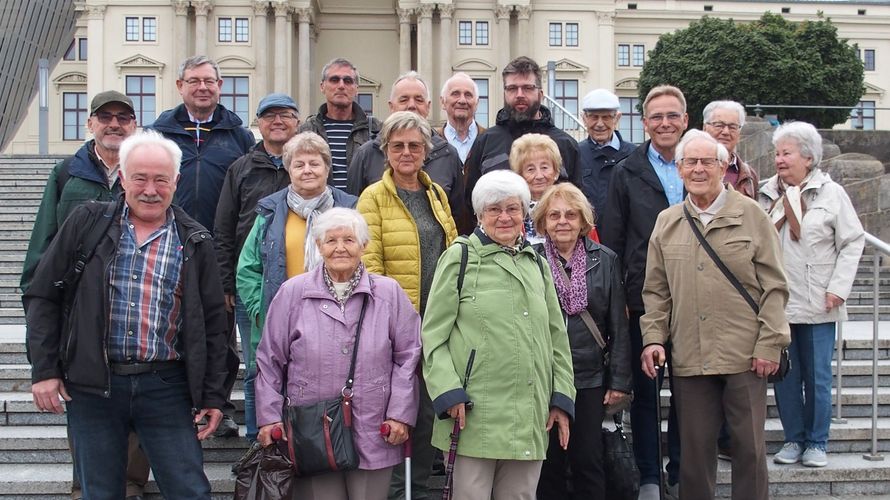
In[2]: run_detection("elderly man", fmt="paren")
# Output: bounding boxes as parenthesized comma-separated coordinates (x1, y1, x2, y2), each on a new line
(578, 88, 636, 219)
(25, 130, 230, 500)
(347, 71, 463, 221)
(599, 85, 688, 500)
(436, 72, 485, 164)
(703, 100, 759, 199)
(213, 93, 299, 442)
(641, 130, 789, 500)
(299, 58, 381, 190)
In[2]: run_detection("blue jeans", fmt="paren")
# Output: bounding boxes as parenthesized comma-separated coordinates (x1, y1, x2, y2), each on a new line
(66, 366, 211, 500)
(774, 322, 836, 450)
(236, 294, 257, 441)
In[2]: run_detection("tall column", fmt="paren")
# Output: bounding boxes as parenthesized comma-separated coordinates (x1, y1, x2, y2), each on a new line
(253, 1, 269, 98)
(273, 2, 290, 92)
(496, 5, 512, 69)
(417, 4, 434, 81)
(193, 0, 211, 55)
(516, 5, 531, 58)
(438, 4, 454, 108)
(172, 1, 189, 68)
(296, 8, 312, 112)
(398, 8, 413, 73)
(86, 5, 106, 100)
(596, 11, 616, 90)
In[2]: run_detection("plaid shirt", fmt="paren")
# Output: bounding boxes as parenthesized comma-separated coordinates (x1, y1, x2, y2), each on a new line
(107, 206, 183, 363)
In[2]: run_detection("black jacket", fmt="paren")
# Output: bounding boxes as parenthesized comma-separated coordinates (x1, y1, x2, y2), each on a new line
(24, 198, 230, 410)
(599, 141, 671, 312)
(213, 142, 291, 294)
(536, 238, 632, 392)
(298, 101, 381, 185)
(579, 131, 636, 220)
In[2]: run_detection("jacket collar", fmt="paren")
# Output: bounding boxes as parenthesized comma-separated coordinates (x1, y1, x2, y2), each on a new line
(622, 141, 667, 194)
(759, 168, 830, 200)
(494, 105, 557, 133)
(314, 102, 371, 130)
(678, 186, 746, 231)
(69, 140, 112, 184)
(151, 103, 245, 134)
(301, 264, 372, 301)
(381, 167, 435, 195)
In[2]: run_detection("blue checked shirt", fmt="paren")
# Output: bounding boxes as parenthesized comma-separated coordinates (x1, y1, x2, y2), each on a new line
(107, 206, 184, 363)
(647, 143, 684, 206)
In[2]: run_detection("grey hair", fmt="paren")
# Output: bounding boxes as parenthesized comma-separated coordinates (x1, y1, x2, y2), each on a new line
(119, 130, 182, 178)
(472, 170, 531, 217)
(178, 55, 220, 80)
(772, 121, 823, 168)
(311, 207, 371, 247)
(676, 129, 729, 164)
(321, 58, 358, 82)
(643, 85, 687, 115)
(282, 132, 332, 173)
(378, 111, 433, 155)
(703, 100, 746, 128)
(440, 72, 479, 99)
(390, 71, 431, 102)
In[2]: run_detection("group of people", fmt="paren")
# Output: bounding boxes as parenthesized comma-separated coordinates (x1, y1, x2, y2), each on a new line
(22, 50, 865, 500)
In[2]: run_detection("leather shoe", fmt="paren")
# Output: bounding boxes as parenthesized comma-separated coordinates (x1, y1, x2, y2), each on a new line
(213, 414, 239, 438)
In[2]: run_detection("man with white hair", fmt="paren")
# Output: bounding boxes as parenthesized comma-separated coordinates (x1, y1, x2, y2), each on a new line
(25, 130, 230, 500)
(703, 100, 759, 199)
(436, 72, 486, 164)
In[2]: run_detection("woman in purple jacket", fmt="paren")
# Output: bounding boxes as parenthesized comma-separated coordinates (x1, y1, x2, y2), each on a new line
(254, 208, 422, 499)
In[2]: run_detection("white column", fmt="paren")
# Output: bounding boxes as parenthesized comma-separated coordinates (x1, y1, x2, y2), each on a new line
(86, 5, 106, 99)
(516, 5, 531, 58)
(496, 5, 512, 69)
(172, 1, 189, 68)
(193, 0, 212, 55)
(596, 12, 616, 90)
(273, 2, 290, 92)
(253, 1, 269, 98)
(296, 8, 312, 112)
(438, 4, 454, 99)
(417, 4, 434, 81)
(398, 8, 413, 73)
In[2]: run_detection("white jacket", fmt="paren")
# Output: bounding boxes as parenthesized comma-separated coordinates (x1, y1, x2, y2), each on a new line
(758, 169, 865, 323)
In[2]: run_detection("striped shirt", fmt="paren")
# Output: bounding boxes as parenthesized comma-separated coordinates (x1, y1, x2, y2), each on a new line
(323, 117, 354, 190)
(107, 206, 184, 363)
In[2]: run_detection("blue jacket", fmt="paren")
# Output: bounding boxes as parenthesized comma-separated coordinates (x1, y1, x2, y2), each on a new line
(578, 130, 636, 219)
(149, 104, 255, 233)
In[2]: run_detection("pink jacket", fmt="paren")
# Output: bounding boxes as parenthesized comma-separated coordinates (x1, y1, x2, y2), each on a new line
(255, 266, 421, 470)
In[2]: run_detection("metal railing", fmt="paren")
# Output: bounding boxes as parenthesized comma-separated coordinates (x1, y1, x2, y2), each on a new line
(744, 104, 888, 130)
(542, 94, 587, 141)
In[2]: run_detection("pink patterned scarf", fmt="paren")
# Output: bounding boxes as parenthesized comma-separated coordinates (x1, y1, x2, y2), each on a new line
(544, 236, 588, 315)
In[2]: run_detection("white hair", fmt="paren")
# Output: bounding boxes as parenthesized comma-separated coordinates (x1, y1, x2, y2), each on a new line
(676, 129, 729, 164)
(703, 100, 746, 128)
(119, 130, 182, 178)
(390, 71, 431, 102)
(440, 72, 479, 99)
(772, 121, 823, 168)
(311, 208, 371, 247)
(472, 170, 531, 217)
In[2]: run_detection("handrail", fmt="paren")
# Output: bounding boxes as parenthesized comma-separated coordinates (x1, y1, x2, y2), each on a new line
(863, 232, 886, 461)
(542, 94, 584, 129)
(866, 232, 890, 256)
(542, 94, 586, 141)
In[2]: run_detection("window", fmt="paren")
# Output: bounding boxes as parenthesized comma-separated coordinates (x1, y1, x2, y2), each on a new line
(619, 97, 645, 144)
(473, 78, 489, 127)
(220, 76, 250, 126)
(458, 20, 488, 46)
(781, 7, 790, 13)
(219, 17, 249, 43)
(864, 49, 875, 71)
(63, 92, 88, 141)
(219, 18, 232, 42)
(64, 39, 76, 60)
(851, 100, 875, 130)
(143, 17, 157, 42)
(565, 23, 579, 47)
(553, 79, 579, 130)
(64, 38, 87, 61)
(549, 23, 562, 46)
(618, 44, 630, 67)
(550, 22, 579, 47)
(78, 38, 88, 60)
(475, 21, 489, 46)
(126, 17, 139, 41)
(125, 16, 156, 42)
(633, 45, 645, 67)
(126, 76, 156, 127)
(356, 94, 374, 119)
(704, 5, 713, 11)
(235, 18, 249, 42)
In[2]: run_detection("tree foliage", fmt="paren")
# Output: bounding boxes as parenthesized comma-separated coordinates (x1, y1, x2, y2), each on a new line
(638, 13, 864, 129)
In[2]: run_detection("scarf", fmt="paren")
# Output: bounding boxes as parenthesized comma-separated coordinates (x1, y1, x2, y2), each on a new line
(286, 186, 335, 271)
(322, 263, 365, 311)
(768, 170, 815, 241)
(544, 236, 588, 315)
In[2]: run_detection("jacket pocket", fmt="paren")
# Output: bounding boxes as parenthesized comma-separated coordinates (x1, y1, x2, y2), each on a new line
(806, 262, 834, 305)
(719, 237, 754, 263)
(662, 244, 689, 260)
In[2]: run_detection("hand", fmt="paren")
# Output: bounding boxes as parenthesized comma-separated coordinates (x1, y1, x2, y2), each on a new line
(641, 345, 666, 379)
(32, 378, 71, 414)
(224, 294, 236, 313)
(603, 390, 630, 407)
(258, 422, 284, 447)
(546, 408, 571, 450)
(194, 408, 223, 440)
(381, 419, 409, 446)
(825, 292, 844, 312)
(447, 402, 466, 430)
(751, 358, 779, 378)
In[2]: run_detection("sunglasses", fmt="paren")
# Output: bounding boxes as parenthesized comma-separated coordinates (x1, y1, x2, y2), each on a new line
(92, 111, 135, 125)
(326, 75, 356, 85)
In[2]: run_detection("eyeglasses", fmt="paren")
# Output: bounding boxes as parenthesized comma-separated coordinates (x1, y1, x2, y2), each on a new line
(482, 204, 523, 218)
(326, 75, 356, 85)
(546, 210, 580, 222)
(680, 157, 720, 168)
(583, 112, 617, 122)
(92, 111, 135, 125)
(388, 142, 425, 154)
(504, 84, 540, 94)
(259, 111, 299, 122)
(182, 78, 219, 88)
(706, 121, 741, 132)
(646, 112, 683, 123)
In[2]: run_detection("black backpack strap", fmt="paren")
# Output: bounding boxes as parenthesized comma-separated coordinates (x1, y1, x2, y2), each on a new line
(456, 241, 468, 294)
(54, 201, 118, 292)
(54, 157, 73, 196)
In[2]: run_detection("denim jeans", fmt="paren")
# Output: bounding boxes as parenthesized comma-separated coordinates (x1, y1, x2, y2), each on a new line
(774, 322, 836, 450)
(236, 294, 257, 442)
(66, 366, 211, 500)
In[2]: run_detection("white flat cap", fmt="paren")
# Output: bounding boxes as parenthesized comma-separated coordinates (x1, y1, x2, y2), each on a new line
(581, 89, 620, 111)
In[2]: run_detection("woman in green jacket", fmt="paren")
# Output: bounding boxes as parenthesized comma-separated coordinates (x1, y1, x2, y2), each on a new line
(422, 169, 576, 500)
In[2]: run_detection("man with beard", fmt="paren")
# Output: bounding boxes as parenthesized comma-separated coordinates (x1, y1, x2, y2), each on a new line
(463, 56, 581, 224)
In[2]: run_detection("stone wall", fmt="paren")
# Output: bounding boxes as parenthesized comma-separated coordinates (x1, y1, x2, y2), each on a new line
(817, 130, 890, 170)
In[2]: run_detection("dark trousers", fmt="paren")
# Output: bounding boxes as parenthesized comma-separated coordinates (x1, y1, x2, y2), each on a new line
(69, 430, 149, 498)
(537, 386, 607, 500)
(389, 377, 436, 499)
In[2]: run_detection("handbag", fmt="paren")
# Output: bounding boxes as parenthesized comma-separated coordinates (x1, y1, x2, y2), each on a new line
(282, 294, 369, 477)
(683, 206, 791, 382)
(602, 412, 640, 500)
(233, 441, 295, 500)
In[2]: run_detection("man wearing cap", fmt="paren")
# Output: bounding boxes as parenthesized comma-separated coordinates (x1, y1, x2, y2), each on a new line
(578, 88, 636, 219)
(213, 93, 299, 442)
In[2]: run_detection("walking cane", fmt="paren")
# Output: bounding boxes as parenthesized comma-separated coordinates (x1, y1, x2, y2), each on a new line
(654, 360, 665, 500)
(442, 349, 476, 500)
(380, 423, 412, 500)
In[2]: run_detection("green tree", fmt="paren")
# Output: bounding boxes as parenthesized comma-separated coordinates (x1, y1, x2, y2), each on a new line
(638, 13, 864, 129)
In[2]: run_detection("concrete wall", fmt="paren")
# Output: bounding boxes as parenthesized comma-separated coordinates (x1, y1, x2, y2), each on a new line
(818, 130, 890, 170)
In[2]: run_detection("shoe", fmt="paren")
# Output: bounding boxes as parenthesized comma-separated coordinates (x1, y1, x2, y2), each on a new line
(213, 414, 239, 438)
(665, 481, 679, 500)
(802, 447, 828, 467)
(638, 483, 660, 500)
(718, 446, 732, 461)
(773, 442, 803, 464)
(125, 496, 144, 500)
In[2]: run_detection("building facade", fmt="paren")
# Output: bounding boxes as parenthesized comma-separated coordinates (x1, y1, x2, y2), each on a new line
(4, 0, 888, 154)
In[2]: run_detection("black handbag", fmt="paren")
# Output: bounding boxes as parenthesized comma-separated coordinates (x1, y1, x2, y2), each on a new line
(683, 206, 791, 382)
(282, 295, 368, 477)
(602, 412, 640, 500)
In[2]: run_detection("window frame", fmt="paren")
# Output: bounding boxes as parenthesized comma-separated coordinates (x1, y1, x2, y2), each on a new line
(619, 96, 645, 144)
(617, 44, 630, 67)
(549, 23, 563, 47)
(142, 17, 157, 42)
(864, 49, 875, 71)
(219, 75, 251, 127)
(552, 79, 580, 131)
(632, 44, 645, 67)
(457, 20, 489, 47)
(355, 93, 374, 120)
(62, 92, 88, 141)
(125, 17, 140, 42)
(125, 75, 157, 127)
(472, 78, 490, 128)
(852, 100, 875, 130)
(235, 18, 250, 43)
(565, 23, 579, 47)
(218, 18, 233, 43)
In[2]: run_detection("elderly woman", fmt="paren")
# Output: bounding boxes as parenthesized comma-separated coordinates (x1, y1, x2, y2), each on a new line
(759, 121, 865, 468)
(509, 133, 562, 245)
(531, 183, 631, 500)
(237, 132, 357, 404)
(641, 130, 790, 500)
(422, 169, 575, 500)
(254, 208, 421, 499)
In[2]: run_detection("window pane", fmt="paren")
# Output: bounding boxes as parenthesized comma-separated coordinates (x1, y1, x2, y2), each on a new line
(554, 79, 579, 130)
(78, 38, 88, 60)
(64, 39, 76, 61)
(235, 18, 249, 42)
(566, 23, 579, 47)
(549, 23, 562, 46)
(219, 18, 232, 42)
(476, 21, 489, 46)
(458, 21, 472, 45)
(126, 17, 139, 41)
(619, 97, 644, 143)
(473, 78, 489, 127)
(126, 76, 140, 94)
(143, 17, 157, 42)
(63, 92, 87, 141)
(864, 49, 875, 71)
(617, 44, 630, 66)
(356, 94, 373, 118)
(126, 76, 157, 127)
(221, 76, 250, 127)
(633, 45, 645, 66)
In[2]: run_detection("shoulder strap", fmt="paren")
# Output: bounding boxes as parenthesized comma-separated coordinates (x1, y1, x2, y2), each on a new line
(456, 241, 469, 293)
(55, 157, 73, 195)
(683, 205, 759, 315)
(343, 294, 369, 391)
(554, 261, 607, 349)
(54, 201, 118, 292)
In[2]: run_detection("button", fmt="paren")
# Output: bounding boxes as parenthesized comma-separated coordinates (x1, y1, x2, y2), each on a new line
(699, 315, 706, 321)
(132, 274, 138, 280)
(322, 304, 328, 309)
(137, 250, 142, 254)
(130, 302, 136, 307)
(697, 264, 704, 271)
(524, 450, 531, 456)
(523, 311, 528, 317)
(341, 347, 349, 355)
(129, 224, 134, 229)
(527, 379, 533, 385)
(127, 330, 133, 336)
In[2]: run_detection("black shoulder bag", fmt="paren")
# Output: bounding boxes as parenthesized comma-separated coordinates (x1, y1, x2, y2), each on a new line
(683, 206, 790, 382)
(282, 294, 369, 477)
